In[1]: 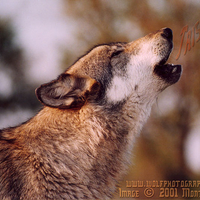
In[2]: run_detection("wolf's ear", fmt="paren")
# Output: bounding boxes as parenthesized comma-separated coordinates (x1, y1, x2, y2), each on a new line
(35, 74, 100, 109)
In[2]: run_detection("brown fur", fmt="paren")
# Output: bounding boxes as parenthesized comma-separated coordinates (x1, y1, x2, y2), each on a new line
(0, 28, 181, 199)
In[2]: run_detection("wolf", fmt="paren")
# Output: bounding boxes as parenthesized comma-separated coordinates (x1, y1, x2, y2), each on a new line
(0, 28, 181, 199)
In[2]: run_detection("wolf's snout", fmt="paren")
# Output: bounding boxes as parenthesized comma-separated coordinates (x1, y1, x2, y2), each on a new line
(161, 28, 173, 40)
(152, 28, 182, 85)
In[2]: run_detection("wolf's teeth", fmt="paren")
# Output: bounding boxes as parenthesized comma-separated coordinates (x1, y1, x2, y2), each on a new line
(172, 67, 177, 73)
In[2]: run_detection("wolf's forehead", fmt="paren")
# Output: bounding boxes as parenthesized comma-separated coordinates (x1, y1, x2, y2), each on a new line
(67, 45, 112, 77)
(81, 45, 112, 64)
(81, 43, 127, 62)
(66, 43, 128, 76)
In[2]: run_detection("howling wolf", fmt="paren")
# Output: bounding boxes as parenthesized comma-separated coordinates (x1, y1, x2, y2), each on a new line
(0, 28, 181, 199)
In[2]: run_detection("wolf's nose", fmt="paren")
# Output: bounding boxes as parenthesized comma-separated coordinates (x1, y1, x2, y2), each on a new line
(162, 28, 173, 40)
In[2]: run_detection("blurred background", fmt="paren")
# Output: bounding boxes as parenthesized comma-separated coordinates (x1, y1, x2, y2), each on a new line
(0, 0, 200, 199)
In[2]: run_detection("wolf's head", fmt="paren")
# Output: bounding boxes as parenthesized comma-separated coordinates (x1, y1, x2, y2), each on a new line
(36, 28, 182, 109)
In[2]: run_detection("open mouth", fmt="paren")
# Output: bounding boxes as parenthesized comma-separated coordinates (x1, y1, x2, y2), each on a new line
(154, 62, 182, 84)
(153, 28, 182, 84)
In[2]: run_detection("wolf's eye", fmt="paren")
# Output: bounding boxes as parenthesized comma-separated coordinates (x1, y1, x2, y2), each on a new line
(111, 50, 123, 57)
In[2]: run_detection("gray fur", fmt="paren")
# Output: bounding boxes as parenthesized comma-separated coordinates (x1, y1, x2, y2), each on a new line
(0, 28, 181, 199)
